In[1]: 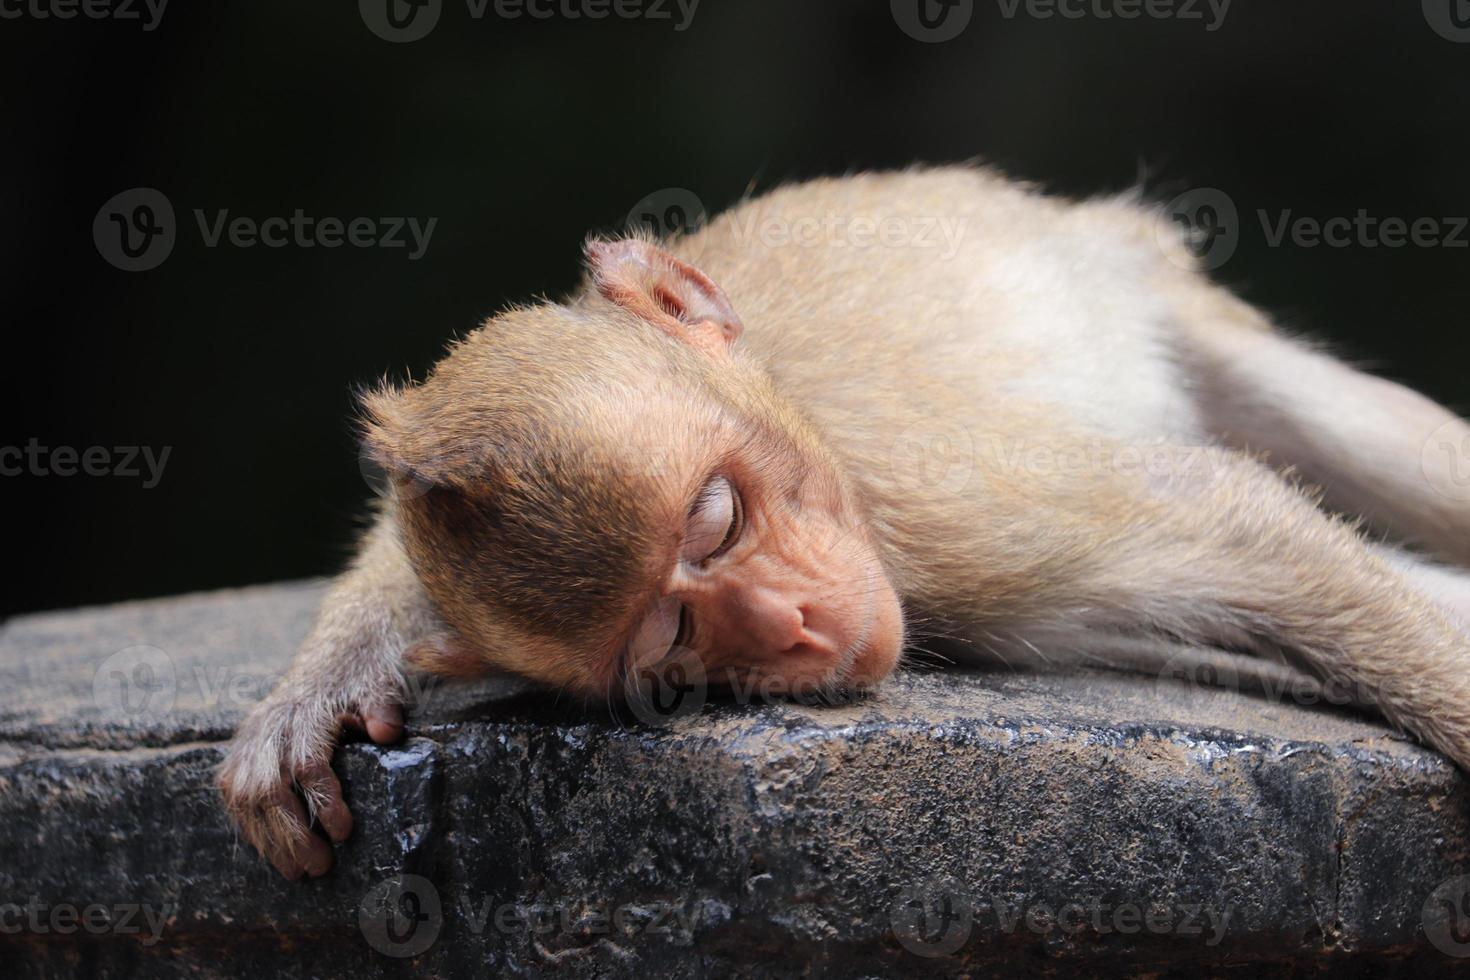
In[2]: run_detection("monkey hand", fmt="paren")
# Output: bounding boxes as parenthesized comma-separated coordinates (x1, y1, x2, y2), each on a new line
(216, 691, 404, 879)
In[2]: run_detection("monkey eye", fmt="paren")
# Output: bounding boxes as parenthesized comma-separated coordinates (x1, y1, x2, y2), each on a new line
(627, 477, 740, 671)
(681, 475, 744, 563)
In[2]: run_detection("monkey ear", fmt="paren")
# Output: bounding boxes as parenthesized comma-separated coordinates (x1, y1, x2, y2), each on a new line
(586, 239, 743, 356)
(359, 384, 512, 501)
(356, 384, 452, 496)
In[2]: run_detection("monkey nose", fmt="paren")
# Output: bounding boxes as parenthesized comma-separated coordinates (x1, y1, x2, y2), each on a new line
(766, 603, 847, 662)
(785, 602, 849, 661)
(737, 586, 819, 657)
(756, 607, 808, 655)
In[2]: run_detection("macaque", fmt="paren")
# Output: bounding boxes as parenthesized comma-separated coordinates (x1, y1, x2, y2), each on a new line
(218, 166, 1470, 879)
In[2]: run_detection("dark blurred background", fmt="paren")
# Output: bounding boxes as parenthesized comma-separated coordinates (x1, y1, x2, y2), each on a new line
(4, 0, 1468, 616)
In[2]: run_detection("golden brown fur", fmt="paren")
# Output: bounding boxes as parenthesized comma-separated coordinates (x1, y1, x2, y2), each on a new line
(219, 165, 1470, 879)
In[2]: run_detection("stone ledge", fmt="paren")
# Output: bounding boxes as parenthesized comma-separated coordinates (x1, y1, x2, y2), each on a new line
(1, 582, 1468, 978)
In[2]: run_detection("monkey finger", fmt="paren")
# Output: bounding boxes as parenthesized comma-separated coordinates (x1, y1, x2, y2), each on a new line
(265, 784, 333, 879)
(265, 843, 305, 882)
(251, 804, 306, 881)
(298, 762, 353, 843)
(361, 703, 404, 745)
(337, 711, 367, 738)
(294, 826, 334, 880)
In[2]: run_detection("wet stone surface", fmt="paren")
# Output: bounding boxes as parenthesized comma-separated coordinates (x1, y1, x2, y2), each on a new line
(1, 581, 1469, 977)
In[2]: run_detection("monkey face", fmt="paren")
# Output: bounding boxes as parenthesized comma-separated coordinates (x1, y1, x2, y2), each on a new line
(622, 462, 905, 703)
(363, 238, 907, 701)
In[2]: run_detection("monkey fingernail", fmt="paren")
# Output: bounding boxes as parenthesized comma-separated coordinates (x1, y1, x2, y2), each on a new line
(315, 802, 353, 844)
(363, 703, 404, 745)
(269, 854, 305, 882)
(299, 835, 333, 878)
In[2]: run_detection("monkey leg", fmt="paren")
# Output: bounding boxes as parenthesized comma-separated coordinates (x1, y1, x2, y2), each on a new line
(1177, 312, 1470, 566)
(1001, 447, 1470, 769)
(216, 512, 442, 879)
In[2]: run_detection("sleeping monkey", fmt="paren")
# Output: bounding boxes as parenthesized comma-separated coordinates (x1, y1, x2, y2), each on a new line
(218, 166, 1470, 879)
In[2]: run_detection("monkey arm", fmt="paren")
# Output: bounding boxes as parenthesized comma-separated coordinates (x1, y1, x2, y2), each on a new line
(216, 511, 440, 879)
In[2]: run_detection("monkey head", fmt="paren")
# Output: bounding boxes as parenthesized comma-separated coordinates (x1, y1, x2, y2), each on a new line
(360, 239, 905, 704)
